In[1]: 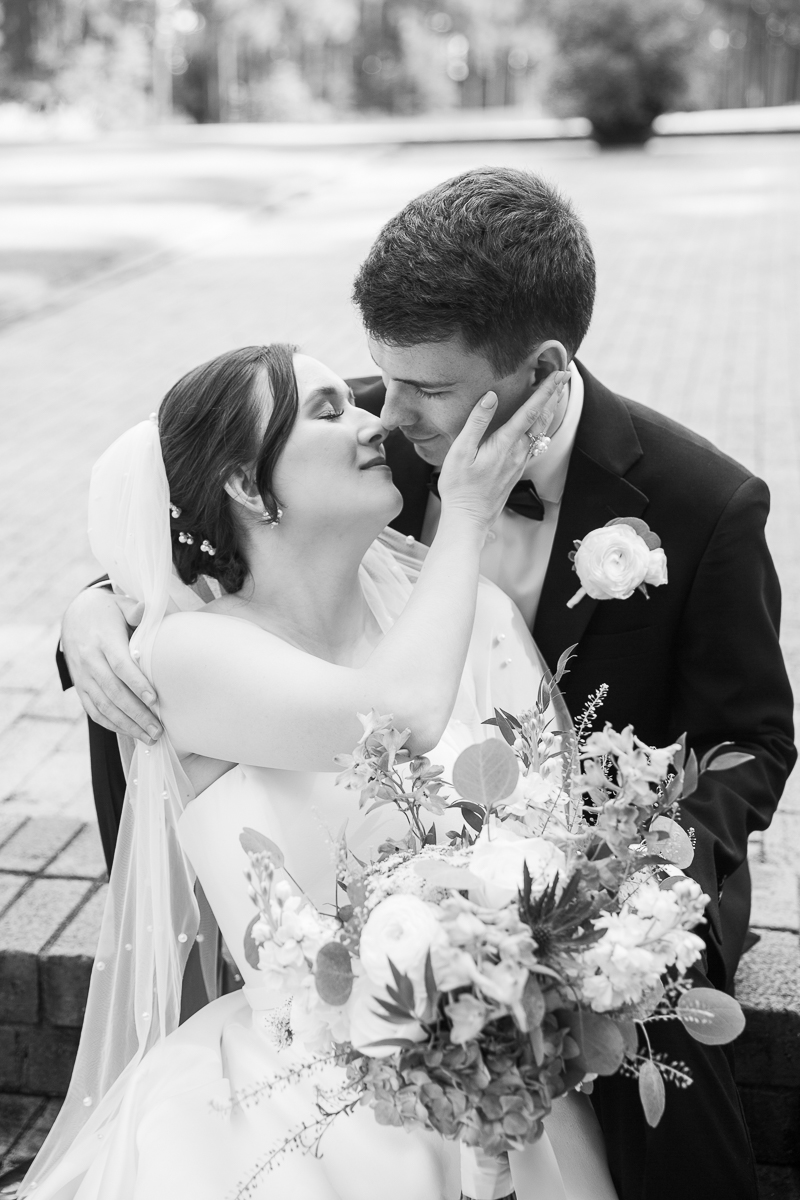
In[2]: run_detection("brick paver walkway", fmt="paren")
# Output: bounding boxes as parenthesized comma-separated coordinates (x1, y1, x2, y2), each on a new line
(0, 131, 798, 923)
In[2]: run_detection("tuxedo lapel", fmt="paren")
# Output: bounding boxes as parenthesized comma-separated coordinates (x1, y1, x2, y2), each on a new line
(533, 365, 649, 670)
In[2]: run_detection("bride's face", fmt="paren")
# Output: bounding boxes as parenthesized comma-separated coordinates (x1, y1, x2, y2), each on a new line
(270, 354, 402, 529)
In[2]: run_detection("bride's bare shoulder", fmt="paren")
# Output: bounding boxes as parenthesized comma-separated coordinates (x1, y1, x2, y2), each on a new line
(153, 607, 280, 678)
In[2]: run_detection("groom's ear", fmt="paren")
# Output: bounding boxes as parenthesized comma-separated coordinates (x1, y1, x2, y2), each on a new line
(527, 340, 570, 388)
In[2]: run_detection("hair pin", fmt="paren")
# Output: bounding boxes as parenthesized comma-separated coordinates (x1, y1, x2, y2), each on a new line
(200, 540, 216, 556)
(178, 531, 194, 545)
(169, 503, 182, 519)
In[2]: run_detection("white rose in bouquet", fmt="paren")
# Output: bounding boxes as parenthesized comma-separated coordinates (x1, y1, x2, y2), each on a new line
(469, 826, 567, 908)
(359, 893, 445, 993)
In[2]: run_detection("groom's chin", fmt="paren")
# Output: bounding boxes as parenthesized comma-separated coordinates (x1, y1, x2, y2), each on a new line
(410, 439, 445, 466)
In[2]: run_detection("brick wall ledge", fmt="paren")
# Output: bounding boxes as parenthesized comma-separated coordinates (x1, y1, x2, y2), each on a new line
(1, 818, 798, 1185)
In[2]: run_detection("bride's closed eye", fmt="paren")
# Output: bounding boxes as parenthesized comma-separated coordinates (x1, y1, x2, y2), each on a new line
(319, 407, 344, 420)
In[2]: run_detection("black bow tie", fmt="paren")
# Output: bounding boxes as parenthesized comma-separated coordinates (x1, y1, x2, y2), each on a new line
(428, 475, 545, 521)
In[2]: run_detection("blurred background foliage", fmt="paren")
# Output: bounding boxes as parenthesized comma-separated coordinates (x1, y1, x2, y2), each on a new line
(1, 0, 799, 134)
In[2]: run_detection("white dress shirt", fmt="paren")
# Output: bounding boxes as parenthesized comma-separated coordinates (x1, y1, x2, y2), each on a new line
(420, 362, 584, 629)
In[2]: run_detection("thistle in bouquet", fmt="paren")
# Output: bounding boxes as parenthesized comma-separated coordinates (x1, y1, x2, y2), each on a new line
(230, 648, 752, 1192)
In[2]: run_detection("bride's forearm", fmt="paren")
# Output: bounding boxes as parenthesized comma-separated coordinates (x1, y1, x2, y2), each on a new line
(363, 508, 485, 753)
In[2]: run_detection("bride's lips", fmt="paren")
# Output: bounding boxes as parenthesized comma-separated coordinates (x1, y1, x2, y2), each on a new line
(360, 455, 391, 471)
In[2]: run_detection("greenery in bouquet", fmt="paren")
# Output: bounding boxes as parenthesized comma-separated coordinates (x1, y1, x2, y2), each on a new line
(231, 648, 749, 1186)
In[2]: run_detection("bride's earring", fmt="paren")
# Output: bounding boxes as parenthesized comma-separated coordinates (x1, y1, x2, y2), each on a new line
(261, 506, 283, 528)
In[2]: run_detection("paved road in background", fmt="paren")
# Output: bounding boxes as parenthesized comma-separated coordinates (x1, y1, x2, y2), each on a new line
(0, 131, 798, 932)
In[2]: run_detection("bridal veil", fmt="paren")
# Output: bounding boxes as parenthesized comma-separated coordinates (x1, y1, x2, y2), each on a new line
(21, 418, 214, 1198)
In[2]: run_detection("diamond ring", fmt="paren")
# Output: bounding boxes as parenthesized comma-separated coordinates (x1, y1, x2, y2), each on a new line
(526, 432, 551, 460)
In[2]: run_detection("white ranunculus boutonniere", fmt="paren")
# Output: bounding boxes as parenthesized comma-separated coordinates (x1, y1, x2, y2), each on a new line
(567, 517, 667, 609)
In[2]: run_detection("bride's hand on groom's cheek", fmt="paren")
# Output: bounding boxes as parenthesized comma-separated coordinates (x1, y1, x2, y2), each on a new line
(61, 588, 163, 744)
(437, 370, 567, 529)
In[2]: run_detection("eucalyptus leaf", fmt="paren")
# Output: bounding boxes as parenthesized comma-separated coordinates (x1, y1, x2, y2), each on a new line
(658, 875, 687, 892)
(243, 913, 261, 970)
(699, 741, 733, 773)
(682, 751, 698, 799)
(239, 827, 285, 868)
(648, 816, 694, 869)
(452, 739, 520, 806)
(566, 1009, 626, 1076)
(638, 1060, 666, 1127)
(521, 975, 546, 1033)
(616, 1018, 638, 1056)
(676, 988, 746, 1045)
(705, 751, 755, 772)
(314, 941, 354, 1006)
(529, 1023, 546, 1066)
(606, 516, 661, 550)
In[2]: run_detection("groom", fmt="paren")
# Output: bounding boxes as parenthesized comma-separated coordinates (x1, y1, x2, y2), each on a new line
(59, 168, 794, 1200)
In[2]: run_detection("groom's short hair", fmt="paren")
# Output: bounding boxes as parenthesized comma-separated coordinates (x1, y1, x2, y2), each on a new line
(353, 167, 595, 375)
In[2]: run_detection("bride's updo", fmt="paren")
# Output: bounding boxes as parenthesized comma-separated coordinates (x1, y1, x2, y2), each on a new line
(159, 343, 298, 594)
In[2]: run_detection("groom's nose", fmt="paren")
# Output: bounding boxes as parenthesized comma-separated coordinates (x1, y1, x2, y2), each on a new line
(379, 379, 413, 431)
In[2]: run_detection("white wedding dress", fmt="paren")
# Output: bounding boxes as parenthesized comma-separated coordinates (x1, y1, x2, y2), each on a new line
(22, 445, 617, 1200)
(21, 410, 618, 1200)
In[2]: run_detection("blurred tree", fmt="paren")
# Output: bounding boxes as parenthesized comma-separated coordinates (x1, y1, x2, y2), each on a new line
(5, 0, 795, 127)
(0, 0, 152, 125)
(543, 0, 698, 143)
(350, 0, 549, 115)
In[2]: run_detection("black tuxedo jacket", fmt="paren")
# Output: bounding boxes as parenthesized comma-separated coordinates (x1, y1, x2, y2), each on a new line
(60, 362, 794, 1200)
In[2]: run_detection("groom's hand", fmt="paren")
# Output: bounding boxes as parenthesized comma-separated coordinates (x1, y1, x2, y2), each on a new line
(61, 587, 163, 744)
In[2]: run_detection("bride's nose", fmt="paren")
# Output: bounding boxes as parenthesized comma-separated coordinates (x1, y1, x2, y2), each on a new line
(356, 413, 389, 447)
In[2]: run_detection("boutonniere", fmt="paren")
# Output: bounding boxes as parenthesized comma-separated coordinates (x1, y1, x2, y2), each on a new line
(567, 517, 668, 609)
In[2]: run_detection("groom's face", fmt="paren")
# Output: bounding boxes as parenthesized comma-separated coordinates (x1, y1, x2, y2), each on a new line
(369, 335, 534, 467)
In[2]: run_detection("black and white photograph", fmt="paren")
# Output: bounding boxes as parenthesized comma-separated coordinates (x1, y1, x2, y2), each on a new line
(0, 2, 798, 1197)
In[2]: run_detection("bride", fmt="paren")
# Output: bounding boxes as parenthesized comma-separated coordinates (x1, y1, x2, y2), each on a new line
(20, 344, 617, 1200)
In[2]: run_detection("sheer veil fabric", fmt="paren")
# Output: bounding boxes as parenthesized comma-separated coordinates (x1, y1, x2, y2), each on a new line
(21, 419, 214, 1198)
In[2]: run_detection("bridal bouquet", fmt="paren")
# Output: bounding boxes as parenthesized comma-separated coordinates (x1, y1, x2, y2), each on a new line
(236, 652, 747, 1179)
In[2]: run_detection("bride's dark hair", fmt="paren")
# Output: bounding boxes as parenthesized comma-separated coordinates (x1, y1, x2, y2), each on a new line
(159, 343, 298, 594)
